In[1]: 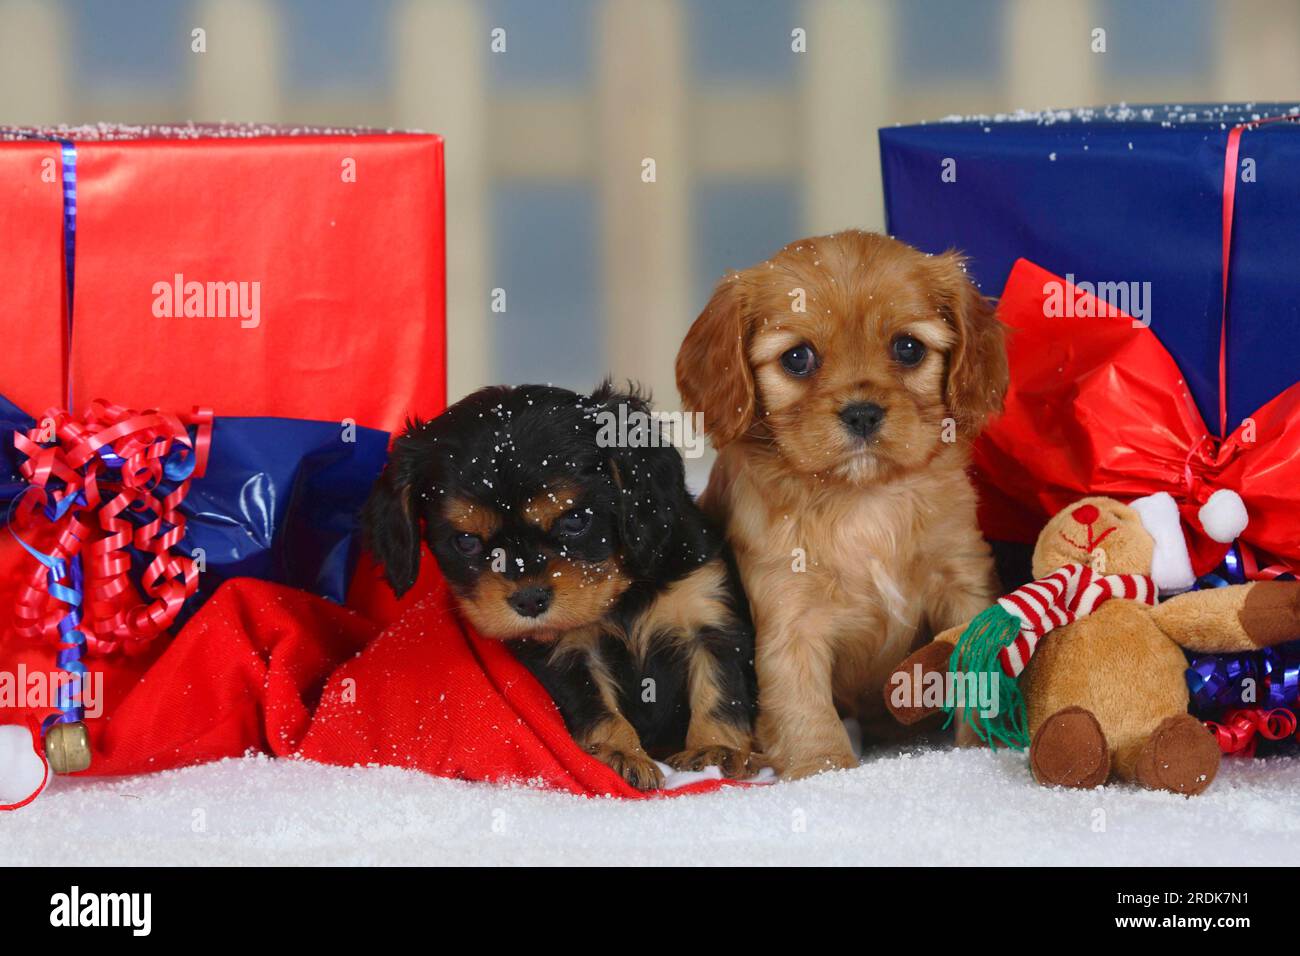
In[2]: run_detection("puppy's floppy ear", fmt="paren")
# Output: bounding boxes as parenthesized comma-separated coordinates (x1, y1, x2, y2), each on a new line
(676, 272, 755, 448)
(928, 251, 1009, 437)
(360, 421, 431, 598)
(595, 384, 693, 578)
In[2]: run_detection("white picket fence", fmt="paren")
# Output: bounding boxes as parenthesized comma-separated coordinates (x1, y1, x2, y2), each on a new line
(1, 0, 1297, 405)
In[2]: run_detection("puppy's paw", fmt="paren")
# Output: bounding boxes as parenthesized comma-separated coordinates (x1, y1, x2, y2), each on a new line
(587, 744, 664, 790)
(780, 750, 858, 780)
(665, 745, 771, 779)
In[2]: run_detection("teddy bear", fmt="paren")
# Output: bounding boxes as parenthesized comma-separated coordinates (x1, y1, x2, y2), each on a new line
(884, 493, 1300, 794)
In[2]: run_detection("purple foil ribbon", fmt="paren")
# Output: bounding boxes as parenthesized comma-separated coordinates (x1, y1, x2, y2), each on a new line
(1186, 641, 1300, 712)
(1187, 543, 1300, 716)
(1195, 543, 1246, 589)
(1195, 542, 1296, 590)
(8, 491, 87, 729)
(6, 138, 85, 734)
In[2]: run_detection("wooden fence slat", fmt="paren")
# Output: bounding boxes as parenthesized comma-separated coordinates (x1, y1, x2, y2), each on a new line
(598, 0, 691, 409)
(802, 0, 893, 234)
(395, 0, 489, 404)
(0, 0, 69, 124)
(192, 0, 282, 121)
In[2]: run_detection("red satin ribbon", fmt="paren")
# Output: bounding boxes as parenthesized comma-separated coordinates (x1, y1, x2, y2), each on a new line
(1209, 116, 1300, 581)
(12, 401, 213, 655)
(1205, 708, 1298, 757)
(1220, 125, 1241, 441)
(1219, 114, 1300, 441)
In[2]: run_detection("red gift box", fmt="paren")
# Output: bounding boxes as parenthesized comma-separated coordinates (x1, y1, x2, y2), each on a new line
(0, 124, 446, 434)
(0, 125, 447, 770)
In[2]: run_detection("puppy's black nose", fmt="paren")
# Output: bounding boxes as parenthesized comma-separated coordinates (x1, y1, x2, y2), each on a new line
(839, 402, 885, 438)
(507, 585, 553, 619)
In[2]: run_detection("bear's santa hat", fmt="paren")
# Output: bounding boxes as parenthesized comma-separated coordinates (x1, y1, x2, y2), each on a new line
(1129, 489, 1249, 594)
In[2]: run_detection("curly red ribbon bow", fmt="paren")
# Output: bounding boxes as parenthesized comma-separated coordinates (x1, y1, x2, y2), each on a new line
(12, 400, 213, 655)
(1205, 708, 1299, 757)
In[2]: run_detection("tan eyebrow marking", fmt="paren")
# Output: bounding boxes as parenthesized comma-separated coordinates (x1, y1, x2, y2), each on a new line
(444, 497, 502, 538)
(522, 484, 581, 530)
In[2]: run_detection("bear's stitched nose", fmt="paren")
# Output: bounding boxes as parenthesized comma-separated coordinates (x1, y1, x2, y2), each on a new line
(1071, 504, 1100, 526)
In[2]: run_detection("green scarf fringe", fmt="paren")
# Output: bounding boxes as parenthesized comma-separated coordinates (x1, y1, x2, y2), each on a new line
(940, 604, 1031, 751)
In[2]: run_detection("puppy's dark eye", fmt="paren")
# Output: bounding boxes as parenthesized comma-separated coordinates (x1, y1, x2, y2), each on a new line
(891, 335, 926, 367)
(556, 510, 591, 537)
(453, 533, 483, 557)
(779, 344, 818, 377)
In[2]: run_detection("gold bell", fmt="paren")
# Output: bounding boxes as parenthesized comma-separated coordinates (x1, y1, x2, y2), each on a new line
(44, 721, 92, 774)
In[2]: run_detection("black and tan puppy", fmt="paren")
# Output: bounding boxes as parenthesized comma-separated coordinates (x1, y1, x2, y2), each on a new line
(360, 382, 763, 789)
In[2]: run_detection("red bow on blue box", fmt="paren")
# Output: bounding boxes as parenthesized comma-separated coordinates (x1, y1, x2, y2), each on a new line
(1, 395, 391, 755)
(10, 400, 213, 657)
(974, 116, 1300, 582)
(975, 256, 1300, 582)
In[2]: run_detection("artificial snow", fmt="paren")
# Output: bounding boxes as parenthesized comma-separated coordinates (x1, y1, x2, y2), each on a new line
(1, 122, 408, 141)
(933, 103, 1300, 126)
(3, 743, 1296, 866)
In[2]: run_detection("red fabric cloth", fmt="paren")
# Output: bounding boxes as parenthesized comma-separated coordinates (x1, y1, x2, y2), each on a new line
(2, 568, 732, 799)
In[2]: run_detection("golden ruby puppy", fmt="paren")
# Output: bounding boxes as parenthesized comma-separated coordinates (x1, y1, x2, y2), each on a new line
(676, 230, 1009, 778)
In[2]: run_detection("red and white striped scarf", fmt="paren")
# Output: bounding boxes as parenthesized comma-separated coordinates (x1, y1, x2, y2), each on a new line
(996, 563, 1156, 677)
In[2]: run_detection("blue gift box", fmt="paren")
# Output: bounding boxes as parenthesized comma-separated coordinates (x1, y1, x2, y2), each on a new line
(879, 103, 1300, 432)
(0, 395, 389, 624)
